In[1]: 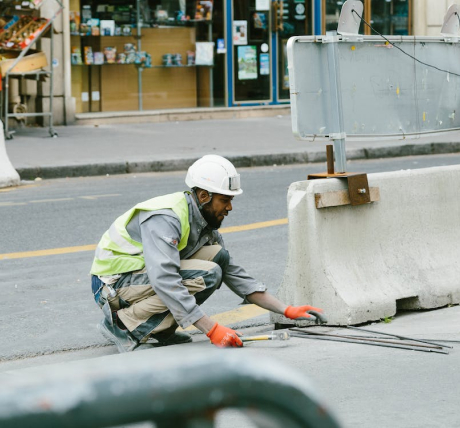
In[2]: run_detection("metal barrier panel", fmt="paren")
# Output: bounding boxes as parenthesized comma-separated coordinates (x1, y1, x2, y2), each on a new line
(0, 348, 341, 428)
(288, 35, 460, 138)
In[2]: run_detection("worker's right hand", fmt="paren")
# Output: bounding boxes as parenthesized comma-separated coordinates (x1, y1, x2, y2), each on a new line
(206, 322, 243, 348)
(284, 305, 324, 321)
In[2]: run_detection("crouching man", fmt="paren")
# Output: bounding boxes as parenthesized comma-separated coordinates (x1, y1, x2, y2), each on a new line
(90, 155, 323, 352)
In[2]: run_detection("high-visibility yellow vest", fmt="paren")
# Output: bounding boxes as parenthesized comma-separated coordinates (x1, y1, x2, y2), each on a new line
(90, 192, 190, 276)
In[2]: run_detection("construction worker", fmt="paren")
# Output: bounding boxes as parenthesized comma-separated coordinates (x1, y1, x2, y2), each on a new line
(90, 155, 323, 352)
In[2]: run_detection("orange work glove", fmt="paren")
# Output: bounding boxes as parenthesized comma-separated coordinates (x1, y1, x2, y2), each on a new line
(206, 322, 243, 348)
(284, 305, 324, 321)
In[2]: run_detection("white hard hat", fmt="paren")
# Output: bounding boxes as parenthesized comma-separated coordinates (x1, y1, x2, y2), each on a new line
(185, 155, 243, 196)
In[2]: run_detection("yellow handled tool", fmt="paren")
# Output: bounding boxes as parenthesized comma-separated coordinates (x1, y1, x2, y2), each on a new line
(241, 331, 290, 343)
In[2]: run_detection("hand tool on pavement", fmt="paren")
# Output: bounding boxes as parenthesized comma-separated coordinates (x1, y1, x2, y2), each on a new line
(242, 331, 290, 343)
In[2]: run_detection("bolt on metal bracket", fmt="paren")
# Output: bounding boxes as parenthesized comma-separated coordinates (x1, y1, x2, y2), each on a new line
(308, 145, 379, 208)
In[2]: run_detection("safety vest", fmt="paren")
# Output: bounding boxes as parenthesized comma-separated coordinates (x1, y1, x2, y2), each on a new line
(90, 192, 190, 276)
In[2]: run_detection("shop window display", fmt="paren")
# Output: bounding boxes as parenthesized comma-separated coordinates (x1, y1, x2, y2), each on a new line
(277, 0, 312, 101)
(70, 0, 224, 113)
(370, 0, 410, 36)
(323, 0, 411, 36)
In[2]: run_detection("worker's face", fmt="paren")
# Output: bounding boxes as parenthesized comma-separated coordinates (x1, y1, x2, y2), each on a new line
(201, 192, 233, 229)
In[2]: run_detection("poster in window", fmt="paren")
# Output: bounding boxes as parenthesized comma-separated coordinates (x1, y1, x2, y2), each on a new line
(233, 20, 248, 45)
(253, 12, 268, 30)
(195, 42, 214, 65)
(195, 1, 213, 20)
(256, 0, 270, 10)
(238, 45, 257, 80)
(217, 38, 226, 54)
(260, 53, 269, 75)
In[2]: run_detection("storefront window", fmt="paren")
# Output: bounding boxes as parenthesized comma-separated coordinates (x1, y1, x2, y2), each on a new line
(70, 0, 224, 113)
(232, 0, 271, 103)
(323, 0, 410, 36)
(370, 0, 410, 36)
(278, 0, 313, 100)
(324, 0, 363, 33)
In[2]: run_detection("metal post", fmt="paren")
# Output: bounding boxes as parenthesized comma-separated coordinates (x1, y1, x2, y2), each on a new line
(325, 30, 347, 173)
(137, 0, 143, 111)
(4, 74, 9, 138)
(208, 22, 214, 108)
(49, 21, 55, 136)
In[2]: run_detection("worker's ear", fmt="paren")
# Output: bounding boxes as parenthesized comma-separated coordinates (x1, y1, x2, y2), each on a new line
(196, 189, 210, 203)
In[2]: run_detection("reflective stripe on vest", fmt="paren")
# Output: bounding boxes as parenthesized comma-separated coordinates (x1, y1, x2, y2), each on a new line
(90, 192, 190, 276)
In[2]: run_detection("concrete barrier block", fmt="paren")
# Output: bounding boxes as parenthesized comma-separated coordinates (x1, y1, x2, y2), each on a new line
(0, 121, 20, 188)
(272, 165, 460, 326)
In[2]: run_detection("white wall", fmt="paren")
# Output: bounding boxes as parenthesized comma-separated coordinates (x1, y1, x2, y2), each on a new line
(414, 0, 460, 36)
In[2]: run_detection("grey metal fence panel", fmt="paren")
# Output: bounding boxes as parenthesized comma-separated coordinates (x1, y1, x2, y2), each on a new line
(0, 348, 341, 428)
(289, 35, 460, 139)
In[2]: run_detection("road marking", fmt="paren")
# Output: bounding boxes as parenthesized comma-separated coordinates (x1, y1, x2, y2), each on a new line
(220, 218, 288, 234)
(79, 194, 120, 200)
(0, 184, 38, 193)
(0, 193, 120, 207)
(0, 202, 27, 207)
(179, 304, 269, 332)
(30, 198, 74, 204)
(0, 245, 97, 260)
(0, 218, 288, 260)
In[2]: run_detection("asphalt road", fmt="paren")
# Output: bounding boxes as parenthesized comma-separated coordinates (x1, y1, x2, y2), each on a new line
(1, 153, 460, 361)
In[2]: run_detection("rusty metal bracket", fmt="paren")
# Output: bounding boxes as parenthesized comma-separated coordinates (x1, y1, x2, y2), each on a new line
(308, 145, 378, 208)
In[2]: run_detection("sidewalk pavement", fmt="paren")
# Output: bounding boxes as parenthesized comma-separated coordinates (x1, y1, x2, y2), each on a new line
(5, 115, 460, 180)
(1, 305, 459, 428)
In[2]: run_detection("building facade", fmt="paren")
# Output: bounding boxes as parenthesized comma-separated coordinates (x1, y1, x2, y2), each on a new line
(3, 0, 456, 126)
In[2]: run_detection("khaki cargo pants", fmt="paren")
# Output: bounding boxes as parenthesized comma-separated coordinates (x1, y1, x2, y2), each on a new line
(92, 244, 229, 342)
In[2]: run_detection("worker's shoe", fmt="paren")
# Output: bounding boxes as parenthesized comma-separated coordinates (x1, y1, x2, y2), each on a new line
(97, 318, 139, 353)
(133, 343, 155, 352)
(151, 328, 192, 346)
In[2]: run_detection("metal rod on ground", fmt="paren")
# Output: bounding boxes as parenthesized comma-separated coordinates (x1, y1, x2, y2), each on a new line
(327, 334, 460, 344)
(290, 328, 443, 350)
(289, 332, 449, 354)
(345, 326, 453, 349)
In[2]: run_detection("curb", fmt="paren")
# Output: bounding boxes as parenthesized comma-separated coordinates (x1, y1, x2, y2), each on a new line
(75, 105, 291, 126)
(15, 141, 460, 180)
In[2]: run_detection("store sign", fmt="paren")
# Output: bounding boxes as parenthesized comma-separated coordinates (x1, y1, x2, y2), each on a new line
(295, 1, 306, 20)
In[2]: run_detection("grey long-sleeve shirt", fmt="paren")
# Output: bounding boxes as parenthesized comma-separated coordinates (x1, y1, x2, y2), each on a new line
(125, 192, 266, 328)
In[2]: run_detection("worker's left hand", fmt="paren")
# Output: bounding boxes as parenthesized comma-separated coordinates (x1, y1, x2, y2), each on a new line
(284, 305, 326, 323)
(206, 322, 243, 348)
